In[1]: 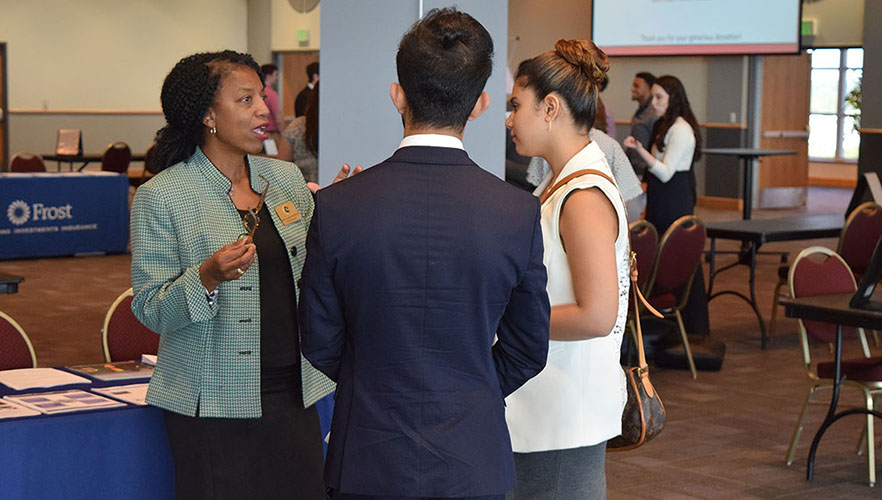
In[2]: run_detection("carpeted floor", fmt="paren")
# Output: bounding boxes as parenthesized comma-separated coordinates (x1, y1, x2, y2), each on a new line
(1, 186, 879, 498)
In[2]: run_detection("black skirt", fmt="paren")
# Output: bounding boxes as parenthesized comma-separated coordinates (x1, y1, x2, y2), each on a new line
(163, 386, 325, 500)
(645, 169, 710, 335)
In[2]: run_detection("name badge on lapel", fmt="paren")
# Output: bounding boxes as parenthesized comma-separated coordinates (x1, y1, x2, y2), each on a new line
(274, 202, 301, 225)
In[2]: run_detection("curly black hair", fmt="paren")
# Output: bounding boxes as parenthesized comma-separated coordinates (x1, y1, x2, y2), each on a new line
(148, 50, 263, 173)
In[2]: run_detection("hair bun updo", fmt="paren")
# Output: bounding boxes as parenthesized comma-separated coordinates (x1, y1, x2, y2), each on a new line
(554, 39, 609, 87)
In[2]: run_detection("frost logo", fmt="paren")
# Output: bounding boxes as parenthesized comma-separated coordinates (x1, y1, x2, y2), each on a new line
(7, 200, 31, 226)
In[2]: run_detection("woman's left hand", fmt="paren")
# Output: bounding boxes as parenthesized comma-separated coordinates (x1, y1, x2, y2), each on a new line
(623, 136, 640, 150)
(306, 163, 364, 194)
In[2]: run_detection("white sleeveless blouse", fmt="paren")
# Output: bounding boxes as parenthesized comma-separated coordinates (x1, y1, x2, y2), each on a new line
(505, 141, 629, 452)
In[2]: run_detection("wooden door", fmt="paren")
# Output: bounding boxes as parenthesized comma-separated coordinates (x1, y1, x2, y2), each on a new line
(759, 53, 811, 196)
(281, 51, 319, 120)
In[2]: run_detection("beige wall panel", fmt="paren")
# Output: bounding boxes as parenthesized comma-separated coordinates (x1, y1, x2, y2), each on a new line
(0, 0, 248, 111)
(802, 0, 864, 47)
(271, 0, 321, 51)
(508, 0, 591, 68)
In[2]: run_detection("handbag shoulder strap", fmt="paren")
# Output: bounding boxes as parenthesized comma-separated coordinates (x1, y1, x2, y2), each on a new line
(629, 251, 664, 372)
(539, 168, 616, 204)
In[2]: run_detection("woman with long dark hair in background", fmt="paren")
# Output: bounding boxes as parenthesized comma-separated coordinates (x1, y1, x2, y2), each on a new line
(624, 75, 710, 335)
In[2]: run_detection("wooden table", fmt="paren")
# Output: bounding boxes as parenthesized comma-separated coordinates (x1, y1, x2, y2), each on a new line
(706, 214, 844, 348)
(702, 148, 795, 220)
(42, 153, 146, 172)
(781, 293, 882, 483)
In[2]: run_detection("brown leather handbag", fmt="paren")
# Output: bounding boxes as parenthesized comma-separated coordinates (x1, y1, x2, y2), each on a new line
(608, 251, 666, 451)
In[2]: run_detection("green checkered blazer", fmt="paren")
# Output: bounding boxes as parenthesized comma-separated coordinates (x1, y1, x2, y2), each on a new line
(130, 147, 334, 418)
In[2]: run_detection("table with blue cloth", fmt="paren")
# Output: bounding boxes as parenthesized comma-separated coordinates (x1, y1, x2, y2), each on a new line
(0, 375, 334, 500)
(0, 172, 129, 259)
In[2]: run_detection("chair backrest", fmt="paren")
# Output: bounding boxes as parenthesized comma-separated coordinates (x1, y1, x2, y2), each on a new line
(650, 215, 707, 303)
(838, 201, 882, 278)
(0, 311, 37, 369)
(101, 142, 132, 173)
(629, 220, 659, 293)
(789, 246, 858, 346)
(10, 153, 46, 173)
(102, 288, 160, 362)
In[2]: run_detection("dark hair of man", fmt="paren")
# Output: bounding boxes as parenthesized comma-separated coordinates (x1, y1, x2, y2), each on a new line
(515, 39, 609, 133)
(649, 75, 702, 162)
(304, 82, 319, 157)
(306, 62, 319, 80)
(396, 7, 493, 132)
(150, 50, 263, 173)
(635, 72, 655, 88)
(261, 64, 278, 78)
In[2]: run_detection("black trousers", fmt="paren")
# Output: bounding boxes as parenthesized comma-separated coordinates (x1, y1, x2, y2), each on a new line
(164, 388, 325, 500)
(329, 493, 504, 500)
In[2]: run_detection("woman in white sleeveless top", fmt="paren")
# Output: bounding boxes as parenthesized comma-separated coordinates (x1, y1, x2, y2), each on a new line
(503, 40, 630, 500)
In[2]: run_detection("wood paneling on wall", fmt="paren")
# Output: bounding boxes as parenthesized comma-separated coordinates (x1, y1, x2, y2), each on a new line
(281, 52, 319, 120)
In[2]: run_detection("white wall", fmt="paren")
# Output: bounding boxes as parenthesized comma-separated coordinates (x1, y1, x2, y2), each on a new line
(1, 0, 248, 164)
(271, 0, 321, 51)
(1, 0, 248, 111)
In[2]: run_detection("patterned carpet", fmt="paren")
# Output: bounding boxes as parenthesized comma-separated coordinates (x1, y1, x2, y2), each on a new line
(1, 186, 879, 498)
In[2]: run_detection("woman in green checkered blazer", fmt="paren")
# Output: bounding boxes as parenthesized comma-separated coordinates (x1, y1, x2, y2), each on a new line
(131, 51, 336, 499)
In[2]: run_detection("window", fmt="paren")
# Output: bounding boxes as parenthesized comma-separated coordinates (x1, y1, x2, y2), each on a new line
(809, 48, 863, 161)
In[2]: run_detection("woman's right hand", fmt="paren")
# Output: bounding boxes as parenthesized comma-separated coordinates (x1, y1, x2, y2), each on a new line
(199, 238, 257, 291)
(623, 136, 640, 149)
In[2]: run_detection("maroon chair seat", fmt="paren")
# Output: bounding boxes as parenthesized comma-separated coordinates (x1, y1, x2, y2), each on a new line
(643, 215, 707, 379)
(839, 202, 882, 277)
(647, 292, 677, 311)
(0, 311, 37, 369)
(629, 220, 659, 294)
(817, 357, 882, 381)
(102, 289, 159, 362)
(10, 153, 46, 173)
(101, 142, 132, 174)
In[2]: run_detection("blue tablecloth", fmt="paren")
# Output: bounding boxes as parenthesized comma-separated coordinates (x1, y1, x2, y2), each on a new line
(0, 378, 334, 500)
(0, 172, 129, 259)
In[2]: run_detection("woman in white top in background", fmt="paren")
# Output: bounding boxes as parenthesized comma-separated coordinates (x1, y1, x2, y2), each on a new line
(623, 74, 710, 335)
(504, 39, 630, 500)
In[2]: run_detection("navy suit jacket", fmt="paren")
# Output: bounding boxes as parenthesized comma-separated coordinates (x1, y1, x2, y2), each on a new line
(299, 146, 550, 497)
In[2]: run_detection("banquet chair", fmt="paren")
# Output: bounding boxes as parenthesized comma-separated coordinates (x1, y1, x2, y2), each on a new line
(0, 310, 38, 369)
(643, 215, 706, 379)
(101, 142, 132, 174)
(102, 288, 159, 362)
(784, 246, 880, 486)
(10, 153, 46, 173)
(629, 220, 660, 295)
(770, 202, 882, 341)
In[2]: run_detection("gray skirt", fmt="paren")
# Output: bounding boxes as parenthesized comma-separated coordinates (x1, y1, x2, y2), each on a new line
(507, 442, 607, 500)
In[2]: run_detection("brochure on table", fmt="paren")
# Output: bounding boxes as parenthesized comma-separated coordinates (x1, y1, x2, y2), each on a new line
(92, 383, 149, 406)
(0, 398, 42, 419)
(66, 361, 154, 381)
(4, 389, 125, 415)
(0, 368, 90, 391)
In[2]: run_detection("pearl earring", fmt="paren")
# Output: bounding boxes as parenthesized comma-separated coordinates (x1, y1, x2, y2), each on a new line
(210, 126, 217, 134)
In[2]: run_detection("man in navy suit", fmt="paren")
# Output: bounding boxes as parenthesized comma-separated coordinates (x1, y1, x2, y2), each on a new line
(299, 8, 550, 500)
